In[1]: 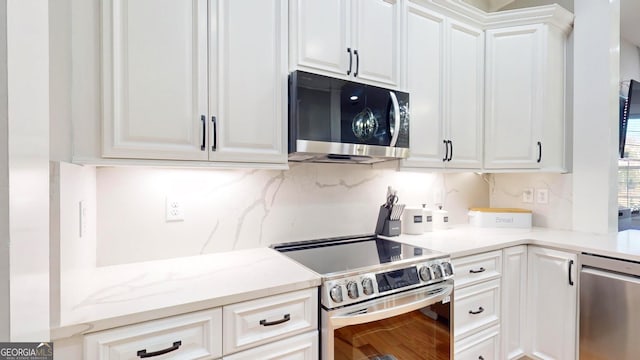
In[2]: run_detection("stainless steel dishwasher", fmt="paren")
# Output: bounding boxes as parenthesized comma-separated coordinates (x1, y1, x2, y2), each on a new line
(580, 253, 640, 359)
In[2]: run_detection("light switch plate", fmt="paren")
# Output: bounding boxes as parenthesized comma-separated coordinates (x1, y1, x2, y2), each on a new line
(536, 188, 549, 204)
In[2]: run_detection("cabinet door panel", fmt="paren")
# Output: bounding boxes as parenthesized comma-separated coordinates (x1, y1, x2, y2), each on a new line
(485, 25, 542, 169)
(291, 0, 350, 77)
(402, 3, 445, 168)
(102, 0, 208, 160)
(352, 0, 400, 87)
(502, 246, 527, 359)
(211, 0, 287, 163)
(527, 246, 577, 360)
(446, 20, 483, 168)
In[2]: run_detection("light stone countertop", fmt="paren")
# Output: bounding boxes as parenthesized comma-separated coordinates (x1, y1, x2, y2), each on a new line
(51, 247, 321, 340)
(386, 225, 640, 261)
(53, 226, 640, 341)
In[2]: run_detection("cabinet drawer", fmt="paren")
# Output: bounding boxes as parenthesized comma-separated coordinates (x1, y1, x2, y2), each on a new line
(223, 288, 318, 354)
(454, 279, 501, 339)
(455, 325, 500, 360)
(453, 250, 502, 288)
(84, 308, 222, 360)
(223, 331, 318, 360)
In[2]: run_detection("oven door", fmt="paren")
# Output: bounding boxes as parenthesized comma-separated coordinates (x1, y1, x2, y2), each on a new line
(322, 282, 453, 360)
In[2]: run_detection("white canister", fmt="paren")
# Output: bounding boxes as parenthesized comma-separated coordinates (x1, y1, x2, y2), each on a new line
(402, 207, 424, 235)
(423, 208, 433, 232)
(433, 208, 449, 230)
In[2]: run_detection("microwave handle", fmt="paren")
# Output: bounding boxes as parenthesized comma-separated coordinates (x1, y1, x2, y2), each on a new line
(329, 284, 452, 328)
(389, 91, 400, 146)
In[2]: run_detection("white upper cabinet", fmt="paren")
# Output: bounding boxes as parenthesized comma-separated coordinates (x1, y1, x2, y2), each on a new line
(101, 0, 287, 164)
(290, 0, 400, 88)
(402, 1, 483, 169)
(484, 19, 570, 171)
(102, 0, 209, 161)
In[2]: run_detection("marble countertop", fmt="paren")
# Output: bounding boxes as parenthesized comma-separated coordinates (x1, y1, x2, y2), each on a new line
(386, 226, 640, 262)
(53, 226, 640, 341)
(51, 248, 321, 340)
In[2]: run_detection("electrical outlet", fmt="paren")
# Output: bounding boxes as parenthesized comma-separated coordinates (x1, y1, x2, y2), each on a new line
(536, 188, 549, 204)
(166, 197, 184, 221)
(522, 188, 534, 203)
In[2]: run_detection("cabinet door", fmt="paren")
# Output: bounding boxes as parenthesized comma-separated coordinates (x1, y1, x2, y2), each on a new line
(527, 246, 577, 360)
(290, 0, 350, 77)
(401, 2, 446, 168)
(502, 246, 527, 360)
(102, 0, 209, 160)
(446, 19, 484, 169)
(484, 25, 543, 169)
(210, 0, 287, 163)
(352, 0, 400, 87)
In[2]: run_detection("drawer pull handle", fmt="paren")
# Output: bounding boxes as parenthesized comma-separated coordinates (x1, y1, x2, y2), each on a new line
(260, 313, 290, 327)
(469, 306, 484, 315)
(137, 341, 182, 358)
(469, 267, 485, 274)
(479, 356, 485, 360)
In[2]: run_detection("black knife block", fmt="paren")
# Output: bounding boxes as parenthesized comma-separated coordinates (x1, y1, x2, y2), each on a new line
(375, 206, 401, 236)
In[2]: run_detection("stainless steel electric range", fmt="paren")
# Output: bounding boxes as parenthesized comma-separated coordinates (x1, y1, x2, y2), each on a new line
(273, 235, 454, 360)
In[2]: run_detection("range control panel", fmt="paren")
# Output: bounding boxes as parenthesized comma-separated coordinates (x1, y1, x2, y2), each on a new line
(322, 258, 454, 309)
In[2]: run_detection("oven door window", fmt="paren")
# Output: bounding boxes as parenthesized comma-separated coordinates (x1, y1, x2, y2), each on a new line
(333, 304, 450, 360)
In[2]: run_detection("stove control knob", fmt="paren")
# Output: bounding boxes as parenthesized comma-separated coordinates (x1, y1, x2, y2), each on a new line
(419, 266, 432, 282)
(431, 264, 444, 280)
(330, 285, 343, 303)
(442, 262, 453, 277)
(362, 278, 374, 295)
(347, 281, 359, 299)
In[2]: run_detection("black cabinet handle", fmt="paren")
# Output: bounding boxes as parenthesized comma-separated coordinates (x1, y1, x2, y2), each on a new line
(469, 267, 486, 274)
(442, 140, 448, 162)
(211, 116, 217, 151)
(260, 313, 290, 327)
(200, 115, 206, 151)
(448, 140, 453, 161)
(347, 48, 352, 75)
(569, 259, 574, 286)
(137, 341, 181, 358)
(469, 306, 484, 315)
(354, 49, 359, 77)
(537, 141, 542, 163)
(479, 356, 485, 360)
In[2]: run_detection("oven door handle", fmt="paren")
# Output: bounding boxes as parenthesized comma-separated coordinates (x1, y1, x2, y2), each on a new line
(329, 284, 453, 328)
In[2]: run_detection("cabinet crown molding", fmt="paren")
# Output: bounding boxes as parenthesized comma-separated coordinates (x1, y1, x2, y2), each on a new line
(429, 0, 574, 33)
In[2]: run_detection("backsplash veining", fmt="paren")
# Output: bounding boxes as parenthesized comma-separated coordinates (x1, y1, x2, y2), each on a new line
(95, 163, 489, 266)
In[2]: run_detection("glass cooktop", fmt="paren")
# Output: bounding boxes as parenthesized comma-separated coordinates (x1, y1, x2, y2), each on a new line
(272, 235, 445, 275)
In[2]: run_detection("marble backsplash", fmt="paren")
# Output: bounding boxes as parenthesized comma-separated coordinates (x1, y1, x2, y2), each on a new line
(95, 162, 489, 266)
(489, 172, 573, 230)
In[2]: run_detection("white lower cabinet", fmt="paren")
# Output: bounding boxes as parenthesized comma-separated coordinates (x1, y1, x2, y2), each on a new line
(223, 331, 318, 360)
(84, 308, 223, 360)
(454, 325, 500, 360)
(82, 288, 319, 360)
(501, 246, 527, 360)
(453, 251, 502, 359)
(527, 246, 577, 360)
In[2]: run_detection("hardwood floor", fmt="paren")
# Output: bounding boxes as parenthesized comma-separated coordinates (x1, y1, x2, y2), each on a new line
(333, 308, 450, 360)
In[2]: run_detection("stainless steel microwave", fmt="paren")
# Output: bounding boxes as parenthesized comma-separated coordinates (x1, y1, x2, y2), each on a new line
(288, 71, 410, 164)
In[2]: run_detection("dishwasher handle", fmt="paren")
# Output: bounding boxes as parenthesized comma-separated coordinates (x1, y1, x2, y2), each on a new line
(569, 259, 574, 286)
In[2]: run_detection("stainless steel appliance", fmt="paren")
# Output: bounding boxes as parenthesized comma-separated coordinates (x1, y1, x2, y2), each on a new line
(580, 253, 640, 359)
(273, 235, 453, 360)
(288, 71, 410, 164)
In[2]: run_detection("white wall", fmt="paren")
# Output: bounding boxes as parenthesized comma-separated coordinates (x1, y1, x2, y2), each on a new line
(0, 0, 9, 342)
(92, 164, 489, 266)
(500, 0, 573, 12)
(4, 0, 50, 341)
(620, 37, 640, 83)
